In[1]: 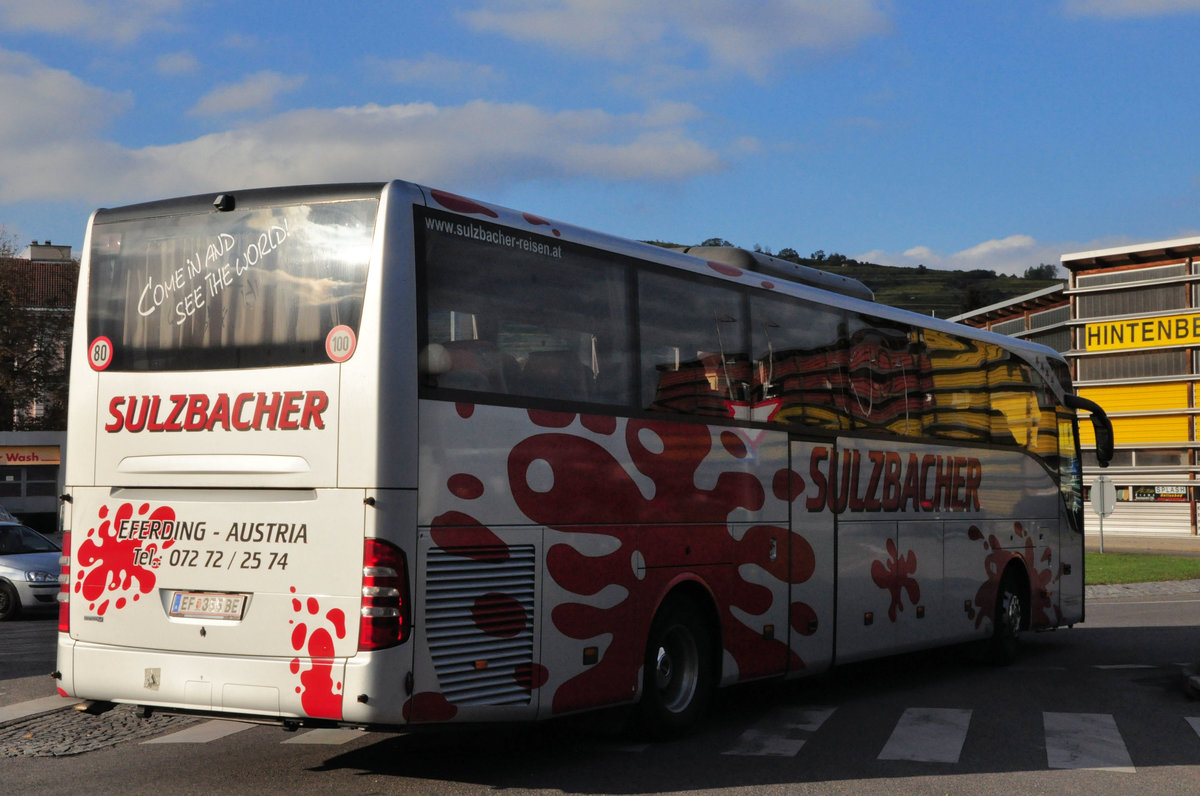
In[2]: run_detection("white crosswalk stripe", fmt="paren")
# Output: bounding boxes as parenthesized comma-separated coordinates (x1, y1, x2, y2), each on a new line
(1043, 712, 1135, 773)
(878, 707, 972, 763)
(142, 719, 255, 744)
(722, 706, 836, 757)
(281, 728, 365, 745)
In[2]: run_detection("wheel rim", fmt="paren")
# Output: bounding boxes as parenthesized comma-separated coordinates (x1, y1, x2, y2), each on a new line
(1002, 589, 1022, 636)
(654, 624, 699, 714)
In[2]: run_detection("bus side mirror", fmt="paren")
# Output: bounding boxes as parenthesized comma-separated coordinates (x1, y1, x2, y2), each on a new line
(1063, 394, 1114, 468)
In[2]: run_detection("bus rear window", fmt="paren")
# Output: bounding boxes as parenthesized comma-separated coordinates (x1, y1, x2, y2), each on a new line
(87, 198, 378, 371)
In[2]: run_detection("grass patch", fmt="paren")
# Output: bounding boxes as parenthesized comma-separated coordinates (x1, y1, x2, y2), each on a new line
(1086, 552, 1200, 585)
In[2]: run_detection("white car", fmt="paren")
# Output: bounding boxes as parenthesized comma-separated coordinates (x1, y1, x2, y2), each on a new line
(0, 523, 60, 620)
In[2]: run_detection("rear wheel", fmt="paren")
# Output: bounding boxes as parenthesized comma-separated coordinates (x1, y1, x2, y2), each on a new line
(0, 581, 20, 621)
(991, 573, 1025, 664)
(635, 597, 714, 739)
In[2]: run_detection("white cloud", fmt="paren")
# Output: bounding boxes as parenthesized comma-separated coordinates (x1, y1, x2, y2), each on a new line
(462, 0, 890, 79)
(0, 0, 183, 44)
(0, 75, 725, 205)
(1064, 0, 1200, 17)
(861, 235, 1060, 276)
(189, 71, 306, 117)
(368, 54, 503, 91)
(155, 51, 198, 76)
(0, 49, 130, 148)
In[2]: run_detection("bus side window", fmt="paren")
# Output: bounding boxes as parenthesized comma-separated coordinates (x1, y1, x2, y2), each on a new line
(844, 316, 924, 437)
(639, 271, 749, 416)
(749, 294, 849, 431)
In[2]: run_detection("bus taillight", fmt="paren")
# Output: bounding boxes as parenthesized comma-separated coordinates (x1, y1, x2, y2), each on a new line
(360, 538, 410, 650)
(57, 531, 71, 633)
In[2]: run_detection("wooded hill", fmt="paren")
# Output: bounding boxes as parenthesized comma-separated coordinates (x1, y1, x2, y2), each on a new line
(649, 241, 1062, 318)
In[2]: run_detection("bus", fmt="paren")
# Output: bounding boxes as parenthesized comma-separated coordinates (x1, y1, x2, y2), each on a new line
(55, 180, 1114, 737)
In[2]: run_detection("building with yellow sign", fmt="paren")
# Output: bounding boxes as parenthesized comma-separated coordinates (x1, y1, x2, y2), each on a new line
(954, 234, 1200, 539)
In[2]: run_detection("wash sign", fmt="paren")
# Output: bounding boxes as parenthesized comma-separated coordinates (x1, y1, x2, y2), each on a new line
(1084, 312, 1200, 352)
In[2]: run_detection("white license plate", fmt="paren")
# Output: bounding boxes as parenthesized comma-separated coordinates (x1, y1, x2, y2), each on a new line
(169, 591, 247, 620)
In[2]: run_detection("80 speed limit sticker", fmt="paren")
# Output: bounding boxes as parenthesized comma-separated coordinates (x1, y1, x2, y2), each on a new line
(88, 336, 113, 371)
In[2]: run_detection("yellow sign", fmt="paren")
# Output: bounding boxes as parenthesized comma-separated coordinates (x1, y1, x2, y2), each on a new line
(0, 446, 61, 465)
(1084, 313, 1200, 352)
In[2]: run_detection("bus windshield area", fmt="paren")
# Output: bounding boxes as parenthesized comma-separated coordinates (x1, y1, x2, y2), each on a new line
(87, 198, 378, 371)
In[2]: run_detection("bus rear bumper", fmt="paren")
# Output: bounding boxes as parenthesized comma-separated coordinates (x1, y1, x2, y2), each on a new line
(58, 637, 365, 723)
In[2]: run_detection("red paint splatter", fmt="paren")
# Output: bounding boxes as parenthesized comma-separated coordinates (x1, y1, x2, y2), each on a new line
(404, 692, 458, 722)
(515, 662, 549, 690)
(721, 431, 748, 459)
(522, 213, 561, 236)
(431, 190, 498, 218)
(472, 593, 528, 638)
(580, 414, 617, 435)
(969, 521, 1060, 630)
(448, 474, 485, 499)
(75, 502, 176, 615)
(707, 261, 743, 278)
(871, 538, 919, 621)
(430, 512, 510, 560)
(772, 468, 804, 501)
(528, 409, 575, 428)
(288, 592, 346, 720)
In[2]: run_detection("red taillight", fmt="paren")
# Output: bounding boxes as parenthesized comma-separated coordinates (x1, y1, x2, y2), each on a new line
(359, 538, 410, 650)
(57, 530, 71, 633)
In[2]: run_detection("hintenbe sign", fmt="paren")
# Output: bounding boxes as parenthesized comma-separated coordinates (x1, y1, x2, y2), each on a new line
(1085, 312, 1200, 352)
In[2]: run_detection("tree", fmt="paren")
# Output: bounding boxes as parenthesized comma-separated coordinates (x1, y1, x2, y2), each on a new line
(0, 225, 17, 257)
(0, 258, 76, 431)
(700, 237, 733, 247)
(1023, 263, 1060, 280)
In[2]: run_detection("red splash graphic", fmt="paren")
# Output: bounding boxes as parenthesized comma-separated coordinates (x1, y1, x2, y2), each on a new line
(871, 538, 919, 621)
(707, 261, 743, 278)
(522, 213, 561, 236)
(404, 692, 457, 722)
(75, 502, 175, 616)
(773, 468, 805, 501)
(471, 592, 528, 638)
(515, 662, 549, 690)
(430, 189, 498, 218)
(430, 512, 510, 560)
(503, 413, 812, 704)
(288, 587, 346, 720)
(968, 522, 1059, 629)
(448, 473, 485, 500)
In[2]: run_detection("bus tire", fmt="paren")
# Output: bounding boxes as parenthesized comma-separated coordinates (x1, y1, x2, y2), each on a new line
(635, 596, 714, 739)
(991, 571, 1026, 665)
(0, 581, 19, 621)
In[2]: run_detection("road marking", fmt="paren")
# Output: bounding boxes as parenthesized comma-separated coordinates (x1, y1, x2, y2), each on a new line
(282, 728, 364, 745)
(1043, 712, 1134, 773)
(143, 719, 255, 744)
(877, 707, 971, 763)
(0, 695, 81, 724)
(723, 706, 836, 757)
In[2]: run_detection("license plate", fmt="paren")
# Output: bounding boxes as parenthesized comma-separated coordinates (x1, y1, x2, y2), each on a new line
(169, 591, 247, 620)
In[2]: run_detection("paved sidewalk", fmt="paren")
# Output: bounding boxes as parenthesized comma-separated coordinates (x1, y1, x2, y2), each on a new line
(1086, 533, 1200, 557)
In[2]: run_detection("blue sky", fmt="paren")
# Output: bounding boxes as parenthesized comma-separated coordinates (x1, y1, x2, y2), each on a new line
(1, 0, 1198, 275)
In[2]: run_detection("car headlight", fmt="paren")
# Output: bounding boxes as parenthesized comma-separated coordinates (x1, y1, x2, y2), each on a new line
(25, 570, 56, 583)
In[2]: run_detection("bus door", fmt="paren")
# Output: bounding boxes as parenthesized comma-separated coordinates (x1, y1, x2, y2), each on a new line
(787, 438, 835, 677)
(829, 438, 946, 663)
